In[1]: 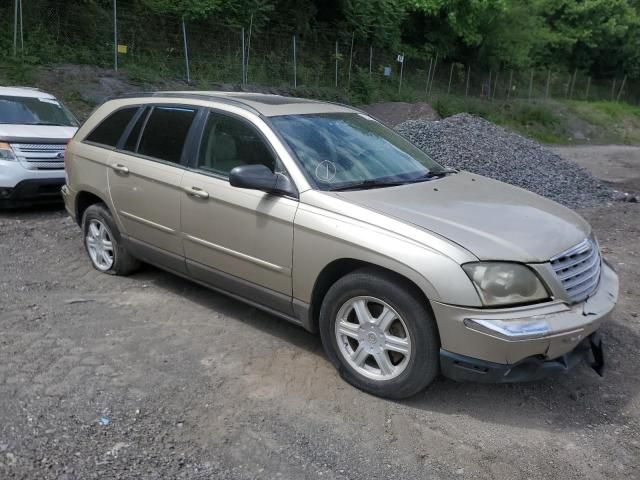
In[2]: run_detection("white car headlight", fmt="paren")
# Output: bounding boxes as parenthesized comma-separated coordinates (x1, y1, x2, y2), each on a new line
(462, 262, 549, 307)
(0, 142, 17, 161)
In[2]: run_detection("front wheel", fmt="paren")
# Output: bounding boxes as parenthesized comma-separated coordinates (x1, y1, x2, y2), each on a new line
(319, 268, 440, 399)
(82, 203, 140, 275)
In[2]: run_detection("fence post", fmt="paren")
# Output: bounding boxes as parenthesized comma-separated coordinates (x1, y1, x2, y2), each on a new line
(611, 78, 617, 101)
(113, 0, 118, 71)
(425, 57, 433, 95)
(528, 70, 533, 101)
(447, 63, 454, 94)
(428, 52, 438, 96)
(369, 45, 373, 77)
(585, 77, 591, 100)
(246, 14, 253, 84)
(545, 69, 551, 98)
(181, 16, 191, 83)
(398, 52, 405, 94)
(492, 70, 499, 100)
(488, 70, 492, 98)
(616, 74, 627, 102)
(18, 0, 23, 52)
(241, 28, 245, 85)
(507, 70, 513, 99)
(347, 32, 355, 87)
(293, 35, 297, 88)
(13, 0, 18, 56)
(568, 67, 577, 99)
(465, 65, 471, 96)
(335, 41, 338, 88)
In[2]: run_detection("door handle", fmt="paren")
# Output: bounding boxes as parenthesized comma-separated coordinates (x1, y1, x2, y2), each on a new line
(184, 186, 210, 199)
(110, 163, 129, 174)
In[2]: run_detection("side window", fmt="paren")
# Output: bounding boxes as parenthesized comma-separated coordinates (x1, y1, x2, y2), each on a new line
(85, 107, 138, 147)
(197, 111, 276, 176)
(137, 106, 197, 164)
(122, 107, 149, 152)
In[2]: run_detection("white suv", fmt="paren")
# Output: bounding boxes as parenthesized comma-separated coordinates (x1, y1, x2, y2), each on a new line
(0, 87, 78, 207)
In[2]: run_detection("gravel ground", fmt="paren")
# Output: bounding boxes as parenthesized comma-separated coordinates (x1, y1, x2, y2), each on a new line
(0, 201, 639, 480)
(396, 114, 614, 208)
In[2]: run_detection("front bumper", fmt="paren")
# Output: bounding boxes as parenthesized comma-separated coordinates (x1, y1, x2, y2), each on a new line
(0, 178, 65, 207)
(440, 332, 604, 383)
(432, 262, 618, 366)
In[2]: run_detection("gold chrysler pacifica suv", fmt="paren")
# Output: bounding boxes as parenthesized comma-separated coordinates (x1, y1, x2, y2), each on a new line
(62, 92, 618, 399)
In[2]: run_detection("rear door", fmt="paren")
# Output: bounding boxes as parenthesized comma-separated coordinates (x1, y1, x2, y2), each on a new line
(180, 109, 298, 314)
(107, 104, 200, 273)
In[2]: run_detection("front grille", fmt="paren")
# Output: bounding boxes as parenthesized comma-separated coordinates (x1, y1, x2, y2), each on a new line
(11, 143, 66, 170)
(550, 238, 601, 304)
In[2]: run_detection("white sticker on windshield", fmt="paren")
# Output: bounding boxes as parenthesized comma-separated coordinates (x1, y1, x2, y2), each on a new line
(38, 98, 60, 105)
(315, 160, 337, 181)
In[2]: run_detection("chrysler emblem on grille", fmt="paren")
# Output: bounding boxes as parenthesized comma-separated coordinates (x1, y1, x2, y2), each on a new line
(56, 152, 64, 159)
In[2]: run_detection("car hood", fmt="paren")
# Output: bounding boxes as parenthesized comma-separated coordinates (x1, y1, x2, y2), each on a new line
(0, 124, 77, 143)
(334, 172, 591, 262)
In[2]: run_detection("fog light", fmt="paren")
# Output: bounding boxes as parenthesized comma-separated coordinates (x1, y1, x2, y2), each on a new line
(0, 188, 12, 198)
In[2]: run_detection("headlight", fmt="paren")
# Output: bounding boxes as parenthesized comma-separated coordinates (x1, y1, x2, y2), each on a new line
(0, 142, 17, 161)
(462, 262, 549, 307)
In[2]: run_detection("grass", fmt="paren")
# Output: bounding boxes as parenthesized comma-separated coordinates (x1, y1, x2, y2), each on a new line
(432, 95, 567, 143)
(565, 100, 640, 144)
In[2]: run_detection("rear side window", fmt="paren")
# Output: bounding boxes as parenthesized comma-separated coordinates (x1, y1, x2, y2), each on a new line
(85, 107, 138, 147)
(137, 106, 196, 164)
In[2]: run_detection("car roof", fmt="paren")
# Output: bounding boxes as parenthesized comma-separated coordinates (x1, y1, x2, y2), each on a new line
(115, 91, 359, 117)
(0, 86, 56, 99)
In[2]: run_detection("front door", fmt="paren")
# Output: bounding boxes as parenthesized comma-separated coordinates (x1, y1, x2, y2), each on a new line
(108, 105, 198, 272)
(180, 110, 298, 314)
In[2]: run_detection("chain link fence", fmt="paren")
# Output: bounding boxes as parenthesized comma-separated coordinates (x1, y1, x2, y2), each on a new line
(2, 0, 639, 105)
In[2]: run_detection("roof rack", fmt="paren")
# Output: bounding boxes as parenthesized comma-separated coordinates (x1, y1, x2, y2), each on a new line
(108, 91, 263, 116)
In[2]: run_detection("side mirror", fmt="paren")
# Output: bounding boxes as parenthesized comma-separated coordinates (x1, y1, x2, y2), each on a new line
(229, 164, 297, 197)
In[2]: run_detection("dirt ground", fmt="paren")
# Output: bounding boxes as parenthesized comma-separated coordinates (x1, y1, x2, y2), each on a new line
(1, 151, 639, 479)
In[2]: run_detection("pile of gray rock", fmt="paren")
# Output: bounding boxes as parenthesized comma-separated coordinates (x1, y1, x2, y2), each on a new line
(395, 114, 614, 208)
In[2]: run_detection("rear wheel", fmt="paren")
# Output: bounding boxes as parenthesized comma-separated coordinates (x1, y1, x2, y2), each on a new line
(82, 203, 140, 275)
(319, 268, 440, 399)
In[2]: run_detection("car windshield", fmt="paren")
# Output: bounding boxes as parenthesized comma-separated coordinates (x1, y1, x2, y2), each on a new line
(0, 95, 78, 126)
(270, 112, 446, 190)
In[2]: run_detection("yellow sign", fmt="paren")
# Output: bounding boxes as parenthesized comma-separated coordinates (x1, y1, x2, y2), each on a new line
(117, 44, 128, 54)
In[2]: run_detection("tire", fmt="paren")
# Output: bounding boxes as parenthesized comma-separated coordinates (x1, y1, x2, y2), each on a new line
(319, 268, 440, 399)
(81, 203, 140, 276)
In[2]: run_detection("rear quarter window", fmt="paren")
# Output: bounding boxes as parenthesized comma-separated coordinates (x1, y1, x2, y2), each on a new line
(85, 107, 138, 147)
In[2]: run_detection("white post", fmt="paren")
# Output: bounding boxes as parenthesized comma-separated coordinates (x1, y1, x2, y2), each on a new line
(528, 70, 533, 100)
(447, 63, 454, 94)
(241, 28, 245, 85)
(585, 76, 591, 100)
(369, 45, 372, 77)
(293, 35, 297, 88)
(113, 0, 118, 71)
(182, 16, 190, 83)
(347, 32, 355, 87)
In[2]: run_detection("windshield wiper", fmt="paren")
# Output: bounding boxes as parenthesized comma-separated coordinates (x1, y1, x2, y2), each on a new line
(30, 122, 70, 126)
(328, 179, 409, 191)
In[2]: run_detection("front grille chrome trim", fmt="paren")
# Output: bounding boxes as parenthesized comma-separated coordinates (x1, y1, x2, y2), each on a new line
(550, 238, 601, 304)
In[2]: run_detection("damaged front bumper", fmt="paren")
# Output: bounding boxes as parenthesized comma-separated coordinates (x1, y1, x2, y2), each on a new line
(432, 262, 618, 382)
